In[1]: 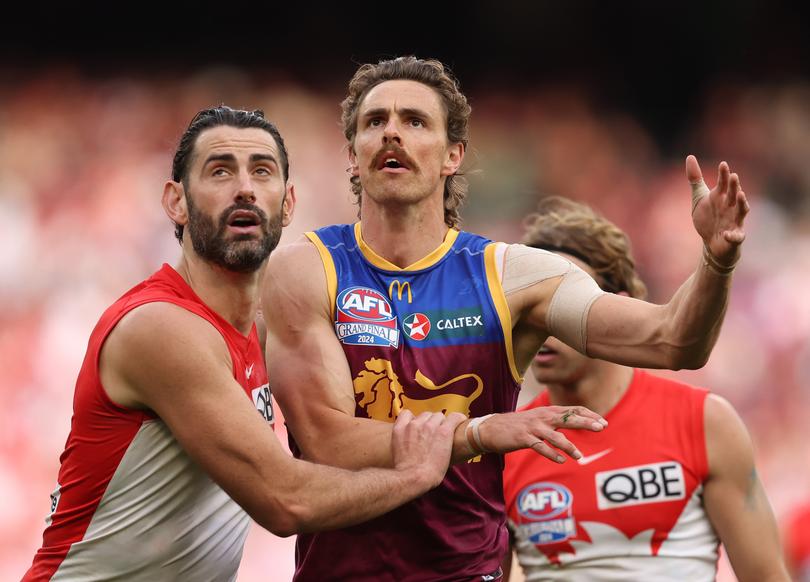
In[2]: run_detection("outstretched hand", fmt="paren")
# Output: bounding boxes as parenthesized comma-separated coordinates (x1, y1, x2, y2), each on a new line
(477, 406, 607, 464)
(687, 155, 750, 268)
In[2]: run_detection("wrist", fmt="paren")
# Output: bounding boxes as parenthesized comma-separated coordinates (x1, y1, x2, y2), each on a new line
(702, 244, 737, 276)
(465, 414, 494, 455)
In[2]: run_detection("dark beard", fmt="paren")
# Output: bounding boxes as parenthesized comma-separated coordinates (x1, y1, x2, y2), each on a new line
(185, 192, 283, 273)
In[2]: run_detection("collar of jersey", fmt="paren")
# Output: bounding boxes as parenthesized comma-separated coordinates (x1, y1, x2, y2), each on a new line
(354, 222, 459, 271)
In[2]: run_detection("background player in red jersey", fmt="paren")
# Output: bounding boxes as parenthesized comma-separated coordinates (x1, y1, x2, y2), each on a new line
(784, 502, 810, 581)
(23, 106, 467, 581)
(502, 196, 789, 582)
(262, 56, 751, 580)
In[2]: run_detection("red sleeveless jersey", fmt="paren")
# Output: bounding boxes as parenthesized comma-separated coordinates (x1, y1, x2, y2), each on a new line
(23, 264, 271, 582)
(503, 370, 719, 581)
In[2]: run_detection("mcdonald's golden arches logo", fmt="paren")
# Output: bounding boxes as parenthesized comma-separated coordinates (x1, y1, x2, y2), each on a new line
(388, 280, 412, 303)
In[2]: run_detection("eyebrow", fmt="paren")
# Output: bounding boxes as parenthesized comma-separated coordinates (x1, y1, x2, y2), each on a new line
(361, 107, 433, 120)
(203, 153, 278, 166)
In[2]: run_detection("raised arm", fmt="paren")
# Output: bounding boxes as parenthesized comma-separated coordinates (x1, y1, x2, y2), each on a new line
(702, 394, 790, 582)
(510, 156, 748, 371)
(99, 301, 461, 537)
(586, 156, 748, 369)
(263, 238, 606, 470)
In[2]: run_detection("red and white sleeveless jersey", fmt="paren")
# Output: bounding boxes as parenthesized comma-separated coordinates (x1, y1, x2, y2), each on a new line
(23, 264, 272, 582)
(503, 370, 719, 581)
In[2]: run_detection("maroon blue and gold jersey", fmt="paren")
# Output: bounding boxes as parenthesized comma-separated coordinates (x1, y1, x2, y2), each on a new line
(294, 223, 522, 581)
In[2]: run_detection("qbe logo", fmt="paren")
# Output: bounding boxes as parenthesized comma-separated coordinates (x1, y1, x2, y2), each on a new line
(515, 482, 576, 544)
(251, 383, 274, 424)
(46, 483, 61, 526)
(335, 286, 399, 348)
(596, 461, 685, 510)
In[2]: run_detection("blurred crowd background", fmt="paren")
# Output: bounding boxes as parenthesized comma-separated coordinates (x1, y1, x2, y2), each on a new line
(2, 2, 808, 580)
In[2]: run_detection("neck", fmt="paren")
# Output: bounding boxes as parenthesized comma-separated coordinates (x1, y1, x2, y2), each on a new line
(359, 195, 449, 268)
(174, 250, 263, 336)
(544, 363, 634, 416)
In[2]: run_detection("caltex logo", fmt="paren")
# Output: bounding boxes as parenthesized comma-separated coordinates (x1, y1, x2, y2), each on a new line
(403, 313, 431, 341)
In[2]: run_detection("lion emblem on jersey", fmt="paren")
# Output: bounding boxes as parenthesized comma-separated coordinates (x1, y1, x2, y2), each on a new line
(353, 357, 483, 421)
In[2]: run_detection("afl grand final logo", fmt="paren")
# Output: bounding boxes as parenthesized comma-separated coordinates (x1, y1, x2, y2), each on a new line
(516, 482, 576, 545)
(335, 286, 400, 348)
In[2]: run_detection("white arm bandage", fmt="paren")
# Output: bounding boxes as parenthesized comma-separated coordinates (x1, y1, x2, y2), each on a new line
(501, 243, 605, 354)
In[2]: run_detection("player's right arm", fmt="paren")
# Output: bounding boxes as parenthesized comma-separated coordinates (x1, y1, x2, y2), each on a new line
(263, 238, 606, 470)
(702, 394, 790, 581)
(99, 301, 462, 537)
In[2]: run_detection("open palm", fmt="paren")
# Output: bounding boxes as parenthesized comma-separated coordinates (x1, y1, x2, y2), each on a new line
(687, 155, 750, 267)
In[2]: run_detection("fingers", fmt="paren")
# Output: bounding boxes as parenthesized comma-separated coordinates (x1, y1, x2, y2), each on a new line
(537, 430, 582, 461)
(423, 411, 446, 432)
(405, 411, 465, 437)
(443, 412, 467, 431)
(555, 407, 607, 431)
(723, 231, 745, 245)
(738, 188, 750, 213)
(392, 411, 456, 489)
(715, 161, 730, 196)
(736, 189, 750, 221)
(687, 155, 710, 213)
(690, 179, 710, 214)
(685, 154, 703, 184)
(722, 186, 750, 245)
(728, 172, 741, 206)
(394, 408, 414, 428)
(529, 440, 567, 464)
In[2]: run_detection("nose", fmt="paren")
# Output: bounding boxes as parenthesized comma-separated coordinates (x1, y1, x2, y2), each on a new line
(235, 170, 256, 204)
(382, 118, 402, 144)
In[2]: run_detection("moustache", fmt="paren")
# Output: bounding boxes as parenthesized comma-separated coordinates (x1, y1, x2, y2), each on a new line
(370, 144, 418, 172)
(218, 202, 269, 230)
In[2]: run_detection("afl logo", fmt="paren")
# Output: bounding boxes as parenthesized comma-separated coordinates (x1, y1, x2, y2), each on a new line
(337, 287, 394, 322)
(517, 482, 573, 521)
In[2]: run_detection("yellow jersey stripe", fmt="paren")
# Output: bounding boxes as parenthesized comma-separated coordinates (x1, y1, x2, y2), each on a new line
(305, 231, 338, 321)
(484, 242, 522, 384)
(354, 222, 460, 271)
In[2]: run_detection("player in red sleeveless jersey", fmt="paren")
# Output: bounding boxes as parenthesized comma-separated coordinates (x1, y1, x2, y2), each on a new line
(263, 56, 751, 580)
(23, 106, 467, 581)
(502, 197, 789, 581)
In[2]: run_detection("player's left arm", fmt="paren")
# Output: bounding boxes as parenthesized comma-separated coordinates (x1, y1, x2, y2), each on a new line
(511, 156, 748, 372)
(586, 156, 748, 370)
(702, 394, 790, 582)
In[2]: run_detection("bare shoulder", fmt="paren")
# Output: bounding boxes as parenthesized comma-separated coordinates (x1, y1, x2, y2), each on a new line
(704, 393, 754, 476)
(266, 235, 322, 274)
(111, 301, 225, 355)
(704, 393, 748, 437)
(101, 301, 230, 408)
(263, 235, 330, 319)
